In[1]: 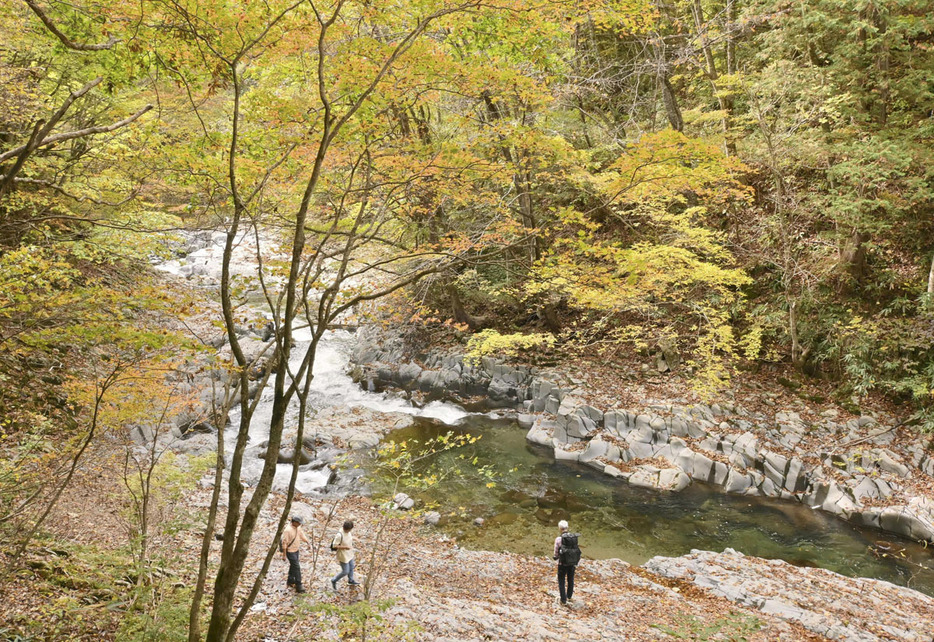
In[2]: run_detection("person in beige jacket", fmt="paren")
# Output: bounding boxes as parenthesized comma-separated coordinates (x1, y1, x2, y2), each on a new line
(281, 515, 310, 593)
(330, 520, 360, 590)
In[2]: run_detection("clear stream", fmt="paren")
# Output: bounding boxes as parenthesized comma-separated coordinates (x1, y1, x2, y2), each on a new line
(371, 414, 934, 598)
(156, 232, 934, 597)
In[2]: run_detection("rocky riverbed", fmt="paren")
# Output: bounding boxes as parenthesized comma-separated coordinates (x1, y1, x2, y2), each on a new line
(144, 232, 934, 640)
(350, 327, 934, 547)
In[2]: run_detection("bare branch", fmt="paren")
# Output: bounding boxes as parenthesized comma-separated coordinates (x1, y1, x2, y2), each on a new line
(22, 0, 120, 51)
(0, 104, 153, 166)
(0, 120, 45, 198)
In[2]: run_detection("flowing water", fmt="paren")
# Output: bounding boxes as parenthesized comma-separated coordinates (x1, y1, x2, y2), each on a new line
(156, 231, 934, 597)
(156, 231, 467, 494)
(370, 415, 934, 597)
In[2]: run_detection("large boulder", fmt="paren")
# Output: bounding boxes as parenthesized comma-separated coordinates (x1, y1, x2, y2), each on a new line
(579, 437, 621, 465)
(526, 419, 556, 447)
(604, 410, 636, 437)
(876, 498, 934, 542)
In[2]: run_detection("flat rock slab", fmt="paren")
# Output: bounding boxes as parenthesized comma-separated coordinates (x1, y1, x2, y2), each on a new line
(645, 548, 934, 642)
(306, 405, 415, 449)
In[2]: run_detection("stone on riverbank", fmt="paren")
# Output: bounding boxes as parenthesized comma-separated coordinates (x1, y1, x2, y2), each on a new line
(645, 548, 934, 642)
(350, 325, 934, 546)
(628, 466, 691, 492)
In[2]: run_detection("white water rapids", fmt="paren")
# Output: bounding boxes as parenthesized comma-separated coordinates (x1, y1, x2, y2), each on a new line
(156, 230, 468, 493)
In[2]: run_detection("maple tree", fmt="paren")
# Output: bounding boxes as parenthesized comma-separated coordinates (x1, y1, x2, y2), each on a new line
(3, 0, 934, 637)
(139, 1, 577, 639)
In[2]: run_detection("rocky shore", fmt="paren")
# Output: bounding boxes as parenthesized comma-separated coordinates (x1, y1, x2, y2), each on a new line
(184, 492, 934, 642)
(350, 328, 934, 547)
(645, 548, 933, 642)
(148, 236, 934, 641)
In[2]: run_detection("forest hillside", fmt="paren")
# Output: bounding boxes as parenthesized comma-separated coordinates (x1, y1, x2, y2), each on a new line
(1, 1, 933, 640)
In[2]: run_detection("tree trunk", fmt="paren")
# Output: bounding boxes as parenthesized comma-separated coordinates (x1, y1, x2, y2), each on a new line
(541, 301, 561, 333)
(725, 0, 736, 75)
(188, 380, 230, 642)
(661, 74, 683, 131)
(449, 284, 485, 330)
(691, 0, 736, 155)
(839, 229, 869, 293)
(927, 253, 934, 294)
(789, 299, 800, 367)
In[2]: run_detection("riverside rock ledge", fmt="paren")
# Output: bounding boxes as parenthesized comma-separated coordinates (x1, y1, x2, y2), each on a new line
(351, 330, 934, 546)
(645, 548, 934, 642)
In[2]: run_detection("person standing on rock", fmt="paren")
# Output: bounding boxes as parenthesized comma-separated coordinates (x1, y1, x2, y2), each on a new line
(553, 520, 581, 606)
(330, 519, 360, 590)
(281, 515, 310, 594)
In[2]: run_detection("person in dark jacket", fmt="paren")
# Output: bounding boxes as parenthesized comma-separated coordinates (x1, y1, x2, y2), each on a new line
(553, 520, 576, 605)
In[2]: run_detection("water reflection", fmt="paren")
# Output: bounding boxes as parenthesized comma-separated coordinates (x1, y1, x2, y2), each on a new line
(369, 415, 934, 597)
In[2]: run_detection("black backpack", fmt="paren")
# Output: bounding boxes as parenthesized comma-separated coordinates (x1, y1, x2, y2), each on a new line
(558, 532, 581, 566)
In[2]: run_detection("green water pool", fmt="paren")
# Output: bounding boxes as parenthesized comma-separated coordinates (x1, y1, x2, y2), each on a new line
(367, 415, 934, 596)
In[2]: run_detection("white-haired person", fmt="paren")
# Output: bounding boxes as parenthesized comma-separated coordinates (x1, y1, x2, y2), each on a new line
(552, 520, 581, 606)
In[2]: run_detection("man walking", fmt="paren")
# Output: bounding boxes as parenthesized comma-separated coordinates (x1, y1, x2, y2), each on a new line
(330, 519, 360, 590)
(553, 520, 581, 606)
(281, 515, 309, 593)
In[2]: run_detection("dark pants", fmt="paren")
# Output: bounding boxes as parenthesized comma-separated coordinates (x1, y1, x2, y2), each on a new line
(557, 564, 575, 603)
(286, 551, 302, 590)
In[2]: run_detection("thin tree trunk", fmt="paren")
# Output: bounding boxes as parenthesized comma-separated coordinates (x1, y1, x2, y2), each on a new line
(691, 0, 736, 155)
(789, 299, 800, 367)
(726, 0, 736, 75)
(188, 377, 232, 642)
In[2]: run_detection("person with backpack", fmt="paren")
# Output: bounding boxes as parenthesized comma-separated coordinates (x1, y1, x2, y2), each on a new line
(330, 519, 360, 590)
(553, 520, 581, 606)
(281, 515, 310, 594)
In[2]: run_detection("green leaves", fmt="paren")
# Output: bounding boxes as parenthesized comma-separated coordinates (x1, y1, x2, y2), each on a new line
(373, 431, 495, 496)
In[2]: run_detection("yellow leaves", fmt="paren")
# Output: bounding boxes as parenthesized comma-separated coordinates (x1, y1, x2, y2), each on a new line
(738, 325, 765, 362)
(464, 329, 556, 364)
(523, 131, 754, 395)
(606, 129, 750, 207)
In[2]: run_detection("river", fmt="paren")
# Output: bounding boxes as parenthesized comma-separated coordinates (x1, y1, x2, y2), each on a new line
(157, 230, 934, 597)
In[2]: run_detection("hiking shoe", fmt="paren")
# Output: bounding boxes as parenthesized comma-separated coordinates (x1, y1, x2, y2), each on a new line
(348, 581, 361, 586)
(296, 587, 306, 594)
(330, 579, 338, 591)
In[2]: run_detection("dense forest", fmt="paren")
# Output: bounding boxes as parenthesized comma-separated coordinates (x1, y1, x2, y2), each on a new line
(1, 0, 933, 639)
